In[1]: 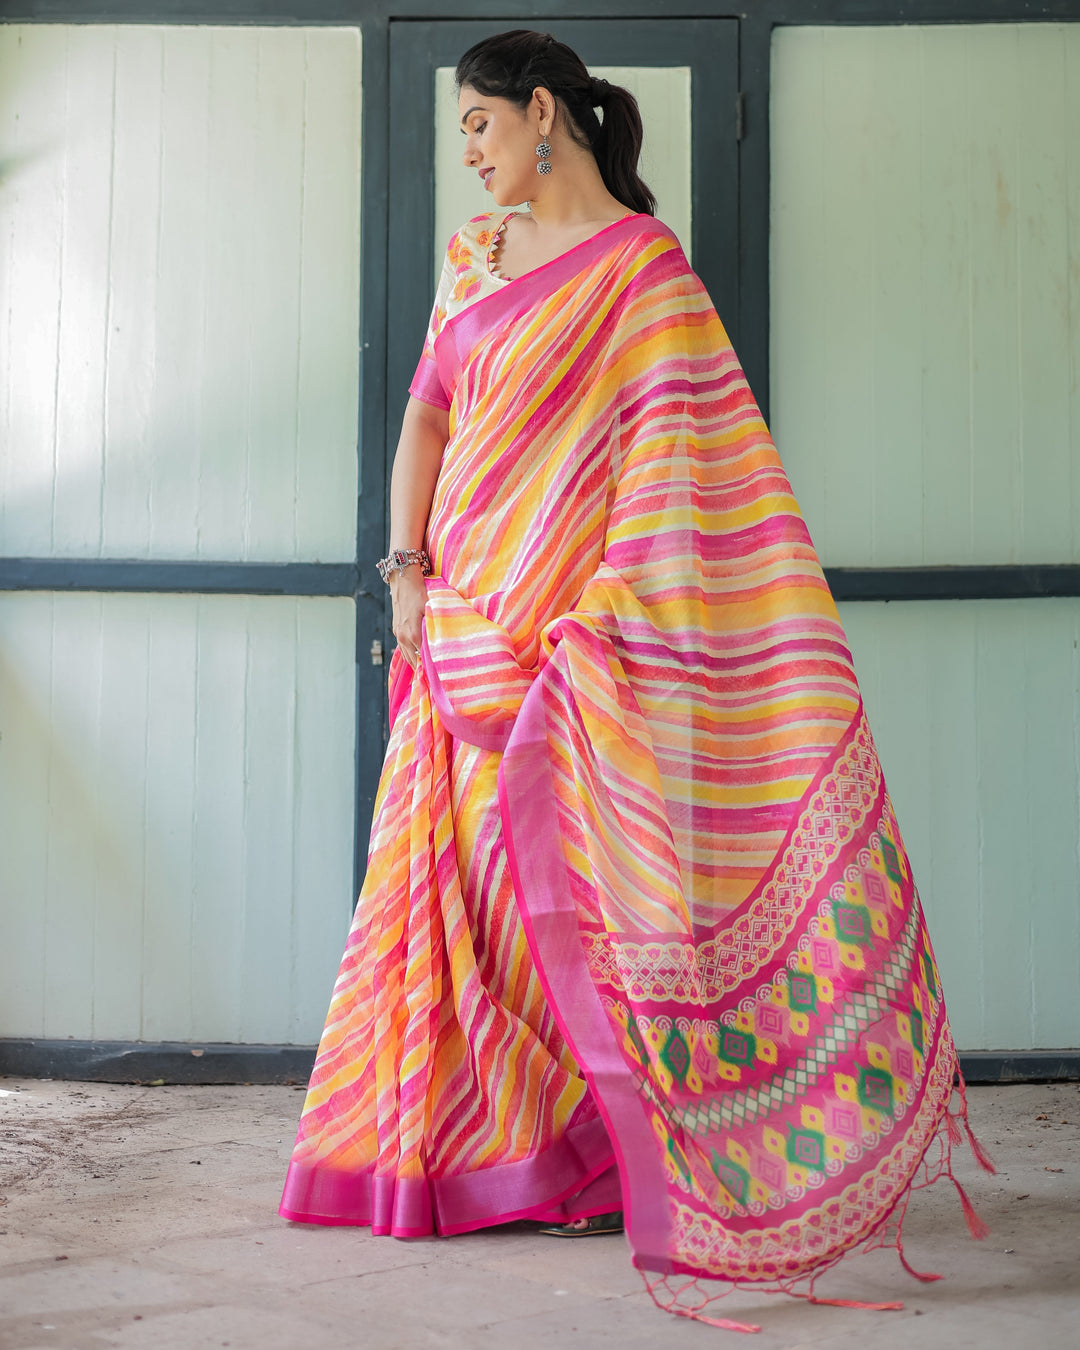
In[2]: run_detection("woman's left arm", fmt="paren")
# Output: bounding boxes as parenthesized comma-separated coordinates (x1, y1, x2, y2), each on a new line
(387, 395, 451, 668)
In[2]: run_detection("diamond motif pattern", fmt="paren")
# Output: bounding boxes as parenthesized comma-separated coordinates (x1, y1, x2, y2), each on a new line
(574, 712, 961, 1289)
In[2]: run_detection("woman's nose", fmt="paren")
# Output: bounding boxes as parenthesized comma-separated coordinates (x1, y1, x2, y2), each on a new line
(462, 140, 479, 167)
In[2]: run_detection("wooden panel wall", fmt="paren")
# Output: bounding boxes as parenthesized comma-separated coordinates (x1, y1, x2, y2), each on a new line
(840, 600, 1080, 1053)
(772, 24, 1080, 568)
(0, 24, 362, 562)
(773, 26, 1080, 1052)
(0, 593, 356, 1044)
(0, 24, 363, 1048)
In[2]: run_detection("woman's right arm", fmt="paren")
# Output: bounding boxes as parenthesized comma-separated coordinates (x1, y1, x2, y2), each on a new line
(387, 395, 450, 669)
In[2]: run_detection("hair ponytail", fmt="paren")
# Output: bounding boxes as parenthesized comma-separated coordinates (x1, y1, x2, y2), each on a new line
(455, 29, 657, 217)
(588, 79, 656, 217)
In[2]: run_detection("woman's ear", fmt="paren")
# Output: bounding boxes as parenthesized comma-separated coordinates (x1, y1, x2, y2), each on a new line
(532, 86, 556, 138)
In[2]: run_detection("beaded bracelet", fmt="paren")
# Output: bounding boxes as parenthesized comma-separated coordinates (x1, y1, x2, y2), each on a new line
(376, 548, 432, 583)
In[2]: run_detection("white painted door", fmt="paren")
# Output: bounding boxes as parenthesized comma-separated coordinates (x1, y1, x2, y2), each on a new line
(770, 24, 1080, 1052)
(0, 24, 364, 1045)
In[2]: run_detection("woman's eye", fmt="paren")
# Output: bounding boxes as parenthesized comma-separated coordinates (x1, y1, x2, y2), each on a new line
(475, 121, 487, 135)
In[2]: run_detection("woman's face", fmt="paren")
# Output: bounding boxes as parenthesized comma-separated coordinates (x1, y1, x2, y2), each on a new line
(458, 85, 545, 207)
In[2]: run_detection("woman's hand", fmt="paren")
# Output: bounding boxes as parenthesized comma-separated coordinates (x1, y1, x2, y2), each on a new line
(383, 396, 448, 672)
(390, 565, 428, 669)
(385, 396, 449, 671)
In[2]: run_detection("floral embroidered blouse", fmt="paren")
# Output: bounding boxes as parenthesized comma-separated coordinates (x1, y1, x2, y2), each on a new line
(409, 211, 519, 411)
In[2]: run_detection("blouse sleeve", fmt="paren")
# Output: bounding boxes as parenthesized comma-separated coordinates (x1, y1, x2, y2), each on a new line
(408, 238, 459, 411)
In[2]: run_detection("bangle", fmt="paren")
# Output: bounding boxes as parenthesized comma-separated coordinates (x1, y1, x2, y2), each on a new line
(376, 548, 432, 583)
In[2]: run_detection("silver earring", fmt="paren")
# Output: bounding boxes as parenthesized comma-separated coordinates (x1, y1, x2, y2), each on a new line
(536, 136, 552, 175)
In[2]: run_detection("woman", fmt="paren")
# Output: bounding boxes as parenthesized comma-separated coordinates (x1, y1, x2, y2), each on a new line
(281, 29, 990, 1327)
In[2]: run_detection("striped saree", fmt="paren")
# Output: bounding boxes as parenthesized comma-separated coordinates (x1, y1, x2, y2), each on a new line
(281, 213, 988, 1319)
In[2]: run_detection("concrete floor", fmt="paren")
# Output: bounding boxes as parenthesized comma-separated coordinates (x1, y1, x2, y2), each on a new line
(0, 1079, 1077, 1350)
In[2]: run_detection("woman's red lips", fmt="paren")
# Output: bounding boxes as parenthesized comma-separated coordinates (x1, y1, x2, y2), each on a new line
(480, 167, 495, 182)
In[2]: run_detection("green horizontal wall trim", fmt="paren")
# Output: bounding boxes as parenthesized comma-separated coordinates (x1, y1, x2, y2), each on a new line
(3, 561, 1078, 602)
(825, 566, 1080, 602)
(958, 1051, 1080, 1084)
(0, 2, 1074, 26)
(0, 558, 368, 597)
(0, 1039, 317, 1085)
(1, 1039, 1076, 1086)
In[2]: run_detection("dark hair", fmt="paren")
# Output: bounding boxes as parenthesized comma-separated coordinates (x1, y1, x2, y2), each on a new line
(455, 29, 657, 217)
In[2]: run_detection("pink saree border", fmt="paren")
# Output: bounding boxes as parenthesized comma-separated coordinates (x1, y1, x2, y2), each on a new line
(433, 1117, 615, 1235)
(497, 652, 884, 1277)
(434, 214, 674, 408)
(279, 1115, 616, 1237)
(496, 655, 676, 1275)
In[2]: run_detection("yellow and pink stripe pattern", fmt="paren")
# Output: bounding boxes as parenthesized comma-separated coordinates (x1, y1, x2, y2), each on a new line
(281, 214, 987, 1315)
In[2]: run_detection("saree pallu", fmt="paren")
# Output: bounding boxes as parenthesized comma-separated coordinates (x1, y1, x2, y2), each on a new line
(281, 214, 989, 1320)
